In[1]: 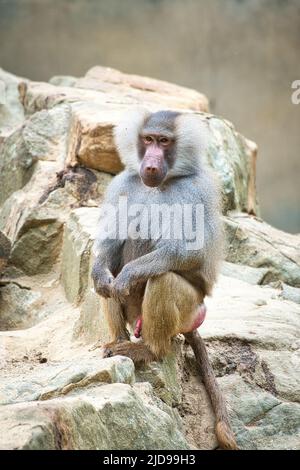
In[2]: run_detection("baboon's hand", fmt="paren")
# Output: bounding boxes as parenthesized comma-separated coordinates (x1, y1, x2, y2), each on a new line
(91, 261, 114, 298)
(112, 268, 132, 301)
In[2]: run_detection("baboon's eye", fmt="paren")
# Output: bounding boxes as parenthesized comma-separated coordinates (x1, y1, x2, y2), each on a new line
(160, 137, 170, 145)
(143, 136, 153, 144)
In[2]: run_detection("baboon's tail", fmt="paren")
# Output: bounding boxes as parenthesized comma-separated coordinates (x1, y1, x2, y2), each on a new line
(184, 330, 238, 450)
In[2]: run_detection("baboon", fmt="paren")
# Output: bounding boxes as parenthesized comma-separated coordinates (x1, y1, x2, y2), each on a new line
(92, 109, 237, 450)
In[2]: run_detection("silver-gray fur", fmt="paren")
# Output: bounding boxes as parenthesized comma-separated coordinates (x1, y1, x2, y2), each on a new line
(92, 108, 223, 301)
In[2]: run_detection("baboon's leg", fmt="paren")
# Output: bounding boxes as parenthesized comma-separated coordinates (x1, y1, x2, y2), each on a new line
(102, 287, 152, 362)
(103, 272, 201, 363)
(142, 272, 202, 357)
(101, 297, 129, 345)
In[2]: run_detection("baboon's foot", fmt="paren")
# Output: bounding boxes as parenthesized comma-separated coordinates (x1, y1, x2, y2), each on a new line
(103, 340, 157, 365)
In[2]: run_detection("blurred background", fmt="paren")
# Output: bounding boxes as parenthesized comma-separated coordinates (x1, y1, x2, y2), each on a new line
(0, 0, 299, 233)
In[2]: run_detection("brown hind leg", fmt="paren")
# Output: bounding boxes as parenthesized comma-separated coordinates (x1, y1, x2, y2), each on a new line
(101, 297, 129, 341)
(102, 284, 146, 360)
(103, 272, 201, 363)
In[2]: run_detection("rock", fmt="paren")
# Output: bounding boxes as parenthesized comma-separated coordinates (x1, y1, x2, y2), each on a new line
(204, 275, 300, 351)
(247, 403, 300, 450)
(0, 283, 42, 330)
(0, 104, 72, 207)
(57, 166, 112, 207)
(49, 75, 78, 87)
(0, 401, 57, 450)
(0, 164, 110, 276)
(60, 206, 112, 343)
(136, 340, 183, 407)
(72, 258, 112, 345)
(0, 177, 69, 275)
(256, 350, 300, 402)
(221, 261, 268, 285)
(0, 100, 79, 274)
(254, 299, 267, 306)
(24, 65, 208, 115)
(0, 288, 82, 369)
(67, 102, 124, 174)
(22, 104, 71, 165)
(220, 374, 280, 426)
(74, 285, 111, 345)
(0, 230, 11, 273)
(78, 66, 208, 112)
(0, 383, 189, 450)
(279, 283, 300, 304)
(206, 118, 258, 213)
(0, 355, 135, 405)
(218, 374, 300, 450)
(10, 220, 63, 275)
(0, 68, 26, 138)
(0, 161, 62, 241)
(224, 212, 300, 287)
(0, 127, 37, 206)
(61, 207, 99, 304)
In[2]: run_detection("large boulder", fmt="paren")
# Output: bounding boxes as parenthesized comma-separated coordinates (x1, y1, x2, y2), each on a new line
(60, 206, 111, 344)
(0, 382, 189, 450)
(0, 283, 42, 330)
(16, 66, 258, 214)
(206, 119, 257, 213)
(61, 207, 99, 305)
(181, 273, 300, 450)
(0, 231, 11, 273)
(0, 68, 26, 139)
(0, 355, 135, 405)
(224, 212, 300, 287)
